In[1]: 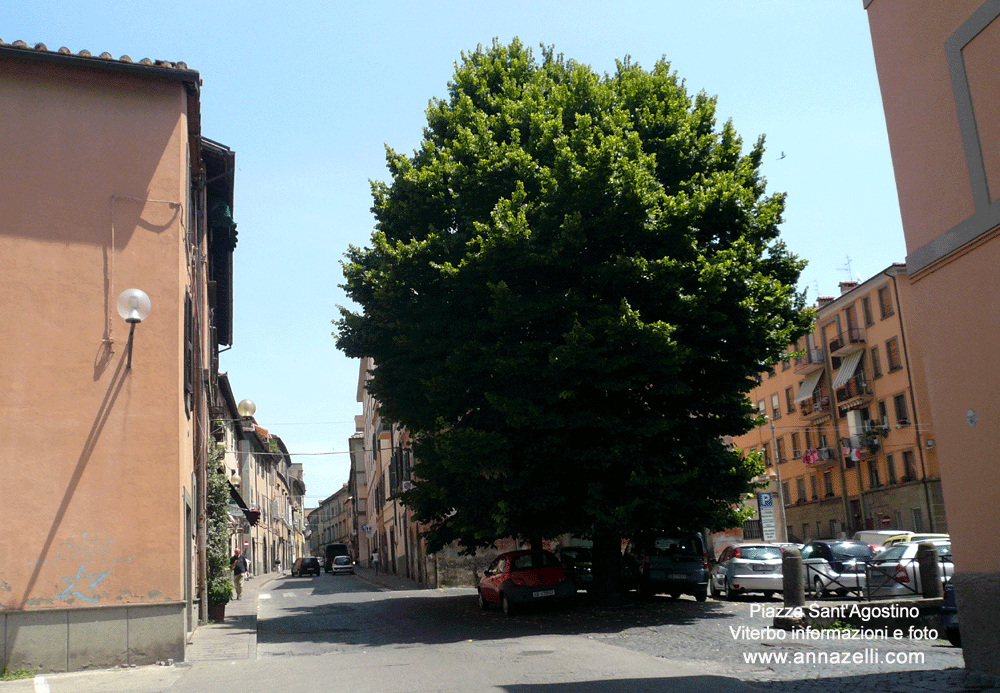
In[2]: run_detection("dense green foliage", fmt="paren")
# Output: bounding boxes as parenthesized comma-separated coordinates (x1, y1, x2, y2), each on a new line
(336, 40, 811, 559)
(207, 447, 233, 606)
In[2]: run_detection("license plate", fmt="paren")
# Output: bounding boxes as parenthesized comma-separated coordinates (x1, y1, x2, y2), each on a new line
(533, 589, 555, 598)
(752, 565, 774, 572)
(667, 574, 687, 580)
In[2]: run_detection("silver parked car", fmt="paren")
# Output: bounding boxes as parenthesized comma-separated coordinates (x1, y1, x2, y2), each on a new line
(710, 543, 784, 600)
(867, 540, 952, 598)
(801, 540, 876, 597)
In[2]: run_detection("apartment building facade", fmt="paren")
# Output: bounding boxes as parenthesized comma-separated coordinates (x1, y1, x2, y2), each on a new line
(356, 358, 429, 583)
(865, 0, 1000, 677)
(734, 265, 945, 544)
(0, 41, 237, 671)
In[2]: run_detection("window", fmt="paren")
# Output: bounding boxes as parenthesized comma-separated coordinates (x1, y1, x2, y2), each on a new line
(886, 337, 902, 371)
(802, 523, 810, 541)
(823, 470, 834, 497)
(878, 284, 894, 319)
(804, 428, 813, 450)
(776, 436, 785, 463)
(782, 481, 791, 506)
(886, 454, 897, 485)
(771, 393, 781, 419)
(830, 519, 839, 537)
(757, 399, 766, 418)
(911, 507, 925, 533)
(785, 386, 795, 414)
(868, 459, 881, 488)
(810, 475, 818, 499)
(762, 442, 771, 467)
(862, 296, 874, 326)
(877, 400, 888, 425)
(902, 449, 917, 480)
(791, 432, 801, 458)
(782, 357, 791, 371)
(870, 346, 882, 378)
(796, 477, 806, 502)
(894, 393, 910, 426)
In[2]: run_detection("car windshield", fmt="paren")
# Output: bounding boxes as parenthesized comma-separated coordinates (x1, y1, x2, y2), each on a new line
(511, 553, 560, 570)
(739, 547, 782, 560)
(334, 556, 351, 565)
(831, 542, 875, 559)
(875, 545, 907, 562)
(560, 548, 592, 563)
(649, 537, 701, 557)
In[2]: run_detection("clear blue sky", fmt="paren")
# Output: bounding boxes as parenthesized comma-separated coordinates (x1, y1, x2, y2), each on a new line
(6, 1, 904, 506)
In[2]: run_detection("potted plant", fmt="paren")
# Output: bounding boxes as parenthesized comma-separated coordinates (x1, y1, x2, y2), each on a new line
(206, 448, 233, 622)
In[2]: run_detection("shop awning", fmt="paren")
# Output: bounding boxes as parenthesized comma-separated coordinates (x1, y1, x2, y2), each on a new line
(794, 371, 823, 403)
(229, 482, 260, 526)
(832, 350, 863, 389)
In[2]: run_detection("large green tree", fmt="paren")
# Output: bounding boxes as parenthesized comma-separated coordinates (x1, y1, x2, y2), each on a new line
(336, 40, 811, 594)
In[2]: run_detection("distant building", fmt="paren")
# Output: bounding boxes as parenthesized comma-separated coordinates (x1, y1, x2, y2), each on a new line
(732, 265, 945, 543)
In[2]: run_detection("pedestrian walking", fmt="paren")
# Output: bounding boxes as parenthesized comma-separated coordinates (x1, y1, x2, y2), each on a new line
(230, 548, 248, 600)
(372, 550, 380, 574)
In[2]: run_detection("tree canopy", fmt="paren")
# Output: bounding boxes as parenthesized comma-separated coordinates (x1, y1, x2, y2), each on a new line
(335, 39, 811, 559)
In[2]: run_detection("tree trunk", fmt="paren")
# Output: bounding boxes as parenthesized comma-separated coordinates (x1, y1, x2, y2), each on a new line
(590, 531, 626, 606)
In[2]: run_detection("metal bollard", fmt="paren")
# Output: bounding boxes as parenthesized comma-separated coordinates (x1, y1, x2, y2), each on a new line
(782, 548, 805, 607)
(917, 542, 943, 599)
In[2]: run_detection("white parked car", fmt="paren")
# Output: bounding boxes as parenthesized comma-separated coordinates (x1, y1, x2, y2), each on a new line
(801, 540, 876, 597)
(867, 540, 952, 598)
(710, 543, 784, 600)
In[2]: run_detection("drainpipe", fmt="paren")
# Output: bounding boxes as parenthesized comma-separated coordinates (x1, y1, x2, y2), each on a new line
(891, 272, 935, 531)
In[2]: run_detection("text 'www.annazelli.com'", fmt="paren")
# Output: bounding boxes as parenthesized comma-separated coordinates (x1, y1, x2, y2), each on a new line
(743, 649, 926, 666)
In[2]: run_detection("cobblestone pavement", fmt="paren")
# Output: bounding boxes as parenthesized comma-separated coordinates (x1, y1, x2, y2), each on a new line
(561, 594, 994, 693)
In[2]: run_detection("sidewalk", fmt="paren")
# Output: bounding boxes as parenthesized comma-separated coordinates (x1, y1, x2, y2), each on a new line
(183, 566, 428, 662)
(184, 572, 271, 662)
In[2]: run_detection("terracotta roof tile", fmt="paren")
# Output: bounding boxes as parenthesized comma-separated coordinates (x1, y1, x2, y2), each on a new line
(0, 38, 195, 73)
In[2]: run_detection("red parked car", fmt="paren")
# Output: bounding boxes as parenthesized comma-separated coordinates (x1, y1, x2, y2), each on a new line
(477, 550, 575, 615)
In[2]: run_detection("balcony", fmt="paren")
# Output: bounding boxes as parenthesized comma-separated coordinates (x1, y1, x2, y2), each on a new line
(829, 327, 866, 356)
(835, 373, 873, 408)
(799, 393, 832, 419)
(794, 348, 826, 373)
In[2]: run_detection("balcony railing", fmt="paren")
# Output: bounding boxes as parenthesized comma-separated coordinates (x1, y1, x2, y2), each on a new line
(836, 373, 873, 403)
(829, 327, 866, 355)
(799, 393, 832, 418)
(794, 348, 826, 373)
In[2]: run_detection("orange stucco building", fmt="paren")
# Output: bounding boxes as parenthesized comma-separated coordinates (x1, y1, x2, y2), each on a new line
(865, 0, 1000, 679)
(0, 42, 237, 671)
(733, 266, 945, 551)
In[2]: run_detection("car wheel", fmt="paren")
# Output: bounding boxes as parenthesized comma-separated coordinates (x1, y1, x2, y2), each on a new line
(707, 580, 715, 599)
(763, 591, 774, 600)
(501, 593, 515, 617)
(694, 590, 707, 603)
(478, 589, 490, 611)
(725, 580, 738, 601)
(669, 592, 681, 600)
(813, 577, 826, 598)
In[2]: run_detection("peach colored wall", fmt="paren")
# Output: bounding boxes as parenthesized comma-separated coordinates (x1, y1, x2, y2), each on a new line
(903, 246, 1000, 573)
(0, 60, 193, 610)
(867, 0, 1000, 575)
(866, 1, 980, 251)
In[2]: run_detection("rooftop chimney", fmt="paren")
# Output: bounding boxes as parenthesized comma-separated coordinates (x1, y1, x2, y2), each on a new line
(817, 296, 835, 307)
(839, 281, 859, 294)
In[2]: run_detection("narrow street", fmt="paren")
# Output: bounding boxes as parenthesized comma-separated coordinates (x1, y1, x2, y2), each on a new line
(5, 570, 973, 693)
